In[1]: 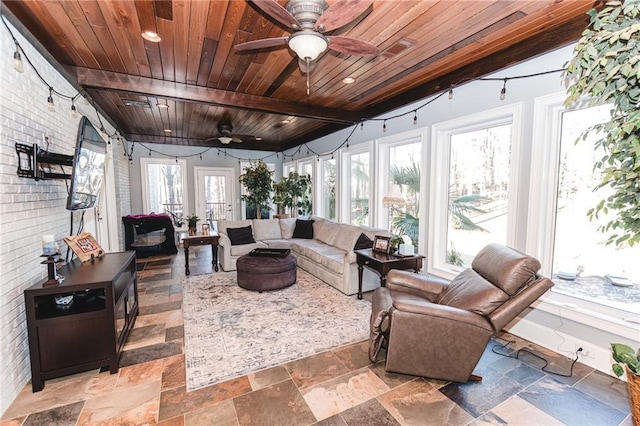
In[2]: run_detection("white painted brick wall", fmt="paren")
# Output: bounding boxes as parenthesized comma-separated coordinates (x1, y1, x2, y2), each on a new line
(0, 21, 131, 414)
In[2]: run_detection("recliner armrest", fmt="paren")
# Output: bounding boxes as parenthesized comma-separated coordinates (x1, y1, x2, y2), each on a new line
(386, 270, 447, 301)
(392, 295, 492, 331)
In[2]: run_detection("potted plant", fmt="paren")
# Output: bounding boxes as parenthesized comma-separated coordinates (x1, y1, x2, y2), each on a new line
(239, 160, 273, 219)
(611, 343, 639, 424)
(565, 0, 640, 247)
(186, 214, 199, 235)
(273, 171, 312, 218)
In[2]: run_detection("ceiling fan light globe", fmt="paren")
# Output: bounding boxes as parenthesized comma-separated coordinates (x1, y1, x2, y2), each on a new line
(219, 136, 233, 145)
(288, 32, 328, 61)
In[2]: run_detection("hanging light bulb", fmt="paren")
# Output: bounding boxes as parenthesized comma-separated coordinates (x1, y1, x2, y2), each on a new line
(500, 78, 507, 101)
(47, 87, 55, 112)
(70, 101, 79, 118)
(360, 122, 364, 131)
(413, 111, 417, 125)
(383, 120, 387, 132)
(448, 84, 454, 100)
(13, 42, 24, 73)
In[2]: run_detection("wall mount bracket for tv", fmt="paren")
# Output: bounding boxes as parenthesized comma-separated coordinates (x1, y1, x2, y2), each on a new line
(15, 142, 73, 181)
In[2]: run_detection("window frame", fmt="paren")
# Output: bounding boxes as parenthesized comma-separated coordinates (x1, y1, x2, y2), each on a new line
(340, 142, 373, 225)
(374, 129, 425, 247)
(140, 157, 189, 216)
(429, 104, 524, 279)
(315, 156, 338, 221)
(526, 92, 639, 327)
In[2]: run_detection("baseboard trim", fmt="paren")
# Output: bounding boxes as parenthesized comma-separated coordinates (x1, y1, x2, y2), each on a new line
(504, 315, 616, 378)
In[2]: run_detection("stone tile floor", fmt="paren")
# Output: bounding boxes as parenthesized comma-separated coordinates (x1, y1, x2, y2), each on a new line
(1, 248, 633, 425)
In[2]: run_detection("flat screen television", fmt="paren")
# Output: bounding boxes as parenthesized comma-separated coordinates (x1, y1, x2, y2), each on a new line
(66, 116, 107, 210)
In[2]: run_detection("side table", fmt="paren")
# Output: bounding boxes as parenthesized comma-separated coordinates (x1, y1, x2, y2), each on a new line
(355, 248, 425, 299)
(182, 234, 219, 275)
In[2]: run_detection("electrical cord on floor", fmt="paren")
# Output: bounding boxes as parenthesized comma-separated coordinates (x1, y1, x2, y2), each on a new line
(491, 337, 581, 378)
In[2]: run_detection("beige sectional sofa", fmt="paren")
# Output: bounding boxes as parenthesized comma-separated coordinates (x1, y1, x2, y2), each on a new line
(217, 216, 391, 296)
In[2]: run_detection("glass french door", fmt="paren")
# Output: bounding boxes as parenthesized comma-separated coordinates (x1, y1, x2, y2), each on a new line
(194, 167, 236, 230)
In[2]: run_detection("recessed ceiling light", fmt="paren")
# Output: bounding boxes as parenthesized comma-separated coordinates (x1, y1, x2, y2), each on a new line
(342, 77, 356, 84)
(156, 102, 169, 109)
(141, 30, 161, 42)
(163, 129, 172, 133)
(255, 137, 263, 141)
(281, 119, 291, 124)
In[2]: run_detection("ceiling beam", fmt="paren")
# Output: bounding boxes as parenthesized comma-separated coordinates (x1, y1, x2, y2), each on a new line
(74, 67, 360, 125)
(125, 133, 285, 152)
(361, 12, 590, 119)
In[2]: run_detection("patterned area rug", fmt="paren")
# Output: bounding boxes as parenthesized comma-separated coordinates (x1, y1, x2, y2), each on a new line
(182, 269, 372, 391)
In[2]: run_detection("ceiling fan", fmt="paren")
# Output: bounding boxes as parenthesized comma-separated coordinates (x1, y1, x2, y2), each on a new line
(208, 122, 258, 145)
(234, 0, 380, 94)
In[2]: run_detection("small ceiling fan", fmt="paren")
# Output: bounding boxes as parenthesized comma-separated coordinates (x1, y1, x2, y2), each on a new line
(207, 122, 258, 145)
(235, 0, 380, 94)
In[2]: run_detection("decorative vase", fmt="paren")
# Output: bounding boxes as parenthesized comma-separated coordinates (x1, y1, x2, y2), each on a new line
(627, 367, 640, 426)
(188, 226, 197, 236)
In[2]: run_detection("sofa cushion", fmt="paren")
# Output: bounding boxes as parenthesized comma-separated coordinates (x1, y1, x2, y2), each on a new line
(252, 219, 282, 241)
(321, 254, 346, 274)
(359, 225, 391, 241)
(292, 219, 314, 239)
(279, 217, 297, 239)
(305, 245, 345, 265)
(436, 268, 509, 316)
(218, 219, 253, 236)
(333, 224, 363, 252)
(316, 220, 340, 246)
(264, 239, 292, 249)
(354, 233, 374, 250)
(311, 216, 326, 238)
(227, 225, 256, 245)
(230, 241, 267, 256)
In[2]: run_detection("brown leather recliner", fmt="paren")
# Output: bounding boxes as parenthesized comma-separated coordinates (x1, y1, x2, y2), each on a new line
(369, 243, 553, 383)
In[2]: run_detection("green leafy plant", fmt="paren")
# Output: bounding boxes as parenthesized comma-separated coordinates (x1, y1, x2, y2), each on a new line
(565, 0, 640, 247)
(239, 160, 273, 219)
(273, 171, 312, 216)
(186, 214, 200, 228)
(611, 343, 639, 377)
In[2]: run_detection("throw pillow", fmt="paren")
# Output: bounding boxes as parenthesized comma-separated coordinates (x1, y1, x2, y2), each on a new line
(227, 225, 256, 245)
(292, 219, 314, 239)
(354, 233, 374, 250)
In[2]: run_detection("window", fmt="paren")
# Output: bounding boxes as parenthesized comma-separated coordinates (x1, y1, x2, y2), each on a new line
(531, 99, 640, 313)
(140, 158, 188, 217)
(282, 162, 295, 177)
(376, 131, 423, 251)
(341, 145, 372, 225)
(430, 105, 522, 277)
(317, 157, 337, 221)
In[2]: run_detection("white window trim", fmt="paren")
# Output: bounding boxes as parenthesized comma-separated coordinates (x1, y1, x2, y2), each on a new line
(315, 156, 337, 220)
(429, 103, 524, 280)
(140, 157, 189, 216)
(374, 129, 425, 231)
(340, 142, 373, 225)
(526, 91, 640, 330)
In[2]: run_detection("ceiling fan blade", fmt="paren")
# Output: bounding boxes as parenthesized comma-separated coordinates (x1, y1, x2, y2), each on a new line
(234, 37, 289, 52)
(298, 58, 318, 74)
(231, 137, 243, 143)
(315, 0, 373, 33)
(251, 0, 300, 29)
(327, 36, 379, 57)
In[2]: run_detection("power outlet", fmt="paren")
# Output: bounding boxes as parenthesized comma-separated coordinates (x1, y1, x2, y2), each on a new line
(576, 344, 595, 359)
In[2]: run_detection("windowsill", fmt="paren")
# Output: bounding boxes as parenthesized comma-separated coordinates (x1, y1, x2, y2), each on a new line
(534, 291, 640, 341)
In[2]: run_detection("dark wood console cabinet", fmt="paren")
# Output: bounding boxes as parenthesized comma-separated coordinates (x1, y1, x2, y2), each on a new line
(24, 251, 138, 391)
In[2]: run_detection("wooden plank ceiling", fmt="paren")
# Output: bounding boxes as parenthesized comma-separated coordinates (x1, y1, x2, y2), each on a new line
(3, 0, 595, 152)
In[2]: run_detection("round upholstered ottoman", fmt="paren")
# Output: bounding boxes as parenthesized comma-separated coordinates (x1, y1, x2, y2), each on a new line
(236, 254, 297, 292)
